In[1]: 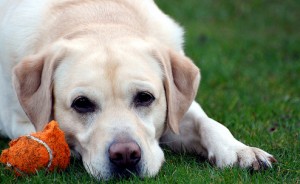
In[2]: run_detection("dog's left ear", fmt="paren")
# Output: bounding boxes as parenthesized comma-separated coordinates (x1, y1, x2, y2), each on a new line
(13, 41, 67, 131)
(159, 49, 200, 134)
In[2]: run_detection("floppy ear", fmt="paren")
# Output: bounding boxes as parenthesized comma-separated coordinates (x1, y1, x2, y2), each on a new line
(13, 42, 67, 131)
(161, 50, 200, 134)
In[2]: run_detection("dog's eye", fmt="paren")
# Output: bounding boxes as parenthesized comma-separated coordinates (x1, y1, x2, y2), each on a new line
(134, 92, 155, 107)
(71, 96, 96, 113)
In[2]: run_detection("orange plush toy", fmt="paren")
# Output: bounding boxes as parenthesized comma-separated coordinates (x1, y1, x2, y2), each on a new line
(0, 120, 70, 176)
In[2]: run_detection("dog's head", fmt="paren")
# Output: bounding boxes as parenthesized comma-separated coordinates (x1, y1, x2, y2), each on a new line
(13, 37, 199, 179)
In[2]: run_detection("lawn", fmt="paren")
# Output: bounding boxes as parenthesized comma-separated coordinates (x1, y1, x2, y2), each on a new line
(1, 0, 299, 183)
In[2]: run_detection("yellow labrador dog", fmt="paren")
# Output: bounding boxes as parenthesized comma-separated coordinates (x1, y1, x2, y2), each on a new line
(0, 0, 276, 180)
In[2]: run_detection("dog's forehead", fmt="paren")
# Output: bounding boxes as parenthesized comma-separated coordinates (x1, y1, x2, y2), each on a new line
(54, 41, 163, 94)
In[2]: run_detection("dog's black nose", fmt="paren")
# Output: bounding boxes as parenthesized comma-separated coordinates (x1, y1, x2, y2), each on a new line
(109, 141, 141, 168)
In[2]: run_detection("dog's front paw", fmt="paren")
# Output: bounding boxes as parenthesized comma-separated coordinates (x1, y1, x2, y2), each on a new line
(209, 146, 277, 170)
(236, 147, 277, 170)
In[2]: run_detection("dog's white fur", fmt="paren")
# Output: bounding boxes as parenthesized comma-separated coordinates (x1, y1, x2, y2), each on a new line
(0, 0, 275, 180)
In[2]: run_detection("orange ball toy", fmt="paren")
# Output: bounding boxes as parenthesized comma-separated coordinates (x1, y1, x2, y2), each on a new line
(0, 120, 70, 176)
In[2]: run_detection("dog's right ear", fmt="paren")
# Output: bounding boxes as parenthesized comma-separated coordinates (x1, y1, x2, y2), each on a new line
(13, 40, 68, 131)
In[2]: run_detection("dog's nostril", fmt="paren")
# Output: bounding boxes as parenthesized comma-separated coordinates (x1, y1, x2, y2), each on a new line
(109, 141, 141, 168)
(114, 153, 123, 161)
(130, 150, 141, 163)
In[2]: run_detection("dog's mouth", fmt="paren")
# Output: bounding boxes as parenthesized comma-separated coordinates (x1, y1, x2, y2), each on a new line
(83, 159, 143, 180)
(109, 162, 142, 179)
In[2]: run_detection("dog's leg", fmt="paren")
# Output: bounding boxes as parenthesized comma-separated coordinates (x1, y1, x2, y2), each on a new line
(160, 101, 276, 170)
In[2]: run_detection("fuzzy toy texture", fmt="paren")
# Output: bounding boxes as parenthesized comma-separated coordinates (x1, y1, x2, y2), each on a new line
(0, 120, 70, 176)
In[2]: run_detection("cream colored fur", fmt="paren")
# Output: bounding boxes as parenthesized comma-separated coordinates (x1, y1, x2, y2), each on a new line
(0, 0, 275, 180)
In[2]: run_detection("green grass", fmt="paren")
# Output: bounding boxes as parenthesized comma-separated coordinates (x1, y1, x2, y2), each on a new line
(1, 0, 300, 183)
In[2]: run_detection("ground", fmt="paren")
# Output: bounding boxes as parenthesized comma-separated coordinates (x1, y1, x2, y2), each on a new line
(0, 0, 299, 183)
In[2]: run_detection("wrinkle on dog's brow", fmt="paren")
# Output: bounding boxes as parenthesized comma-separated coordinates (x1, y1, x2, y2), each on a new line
(64, 29, 97, 40)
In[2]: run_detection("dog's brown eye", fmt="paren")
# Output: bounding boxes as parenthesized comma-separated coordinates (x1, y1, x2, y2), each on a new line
(71, 96, 96, 113)
(134, 92, 155, 107)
